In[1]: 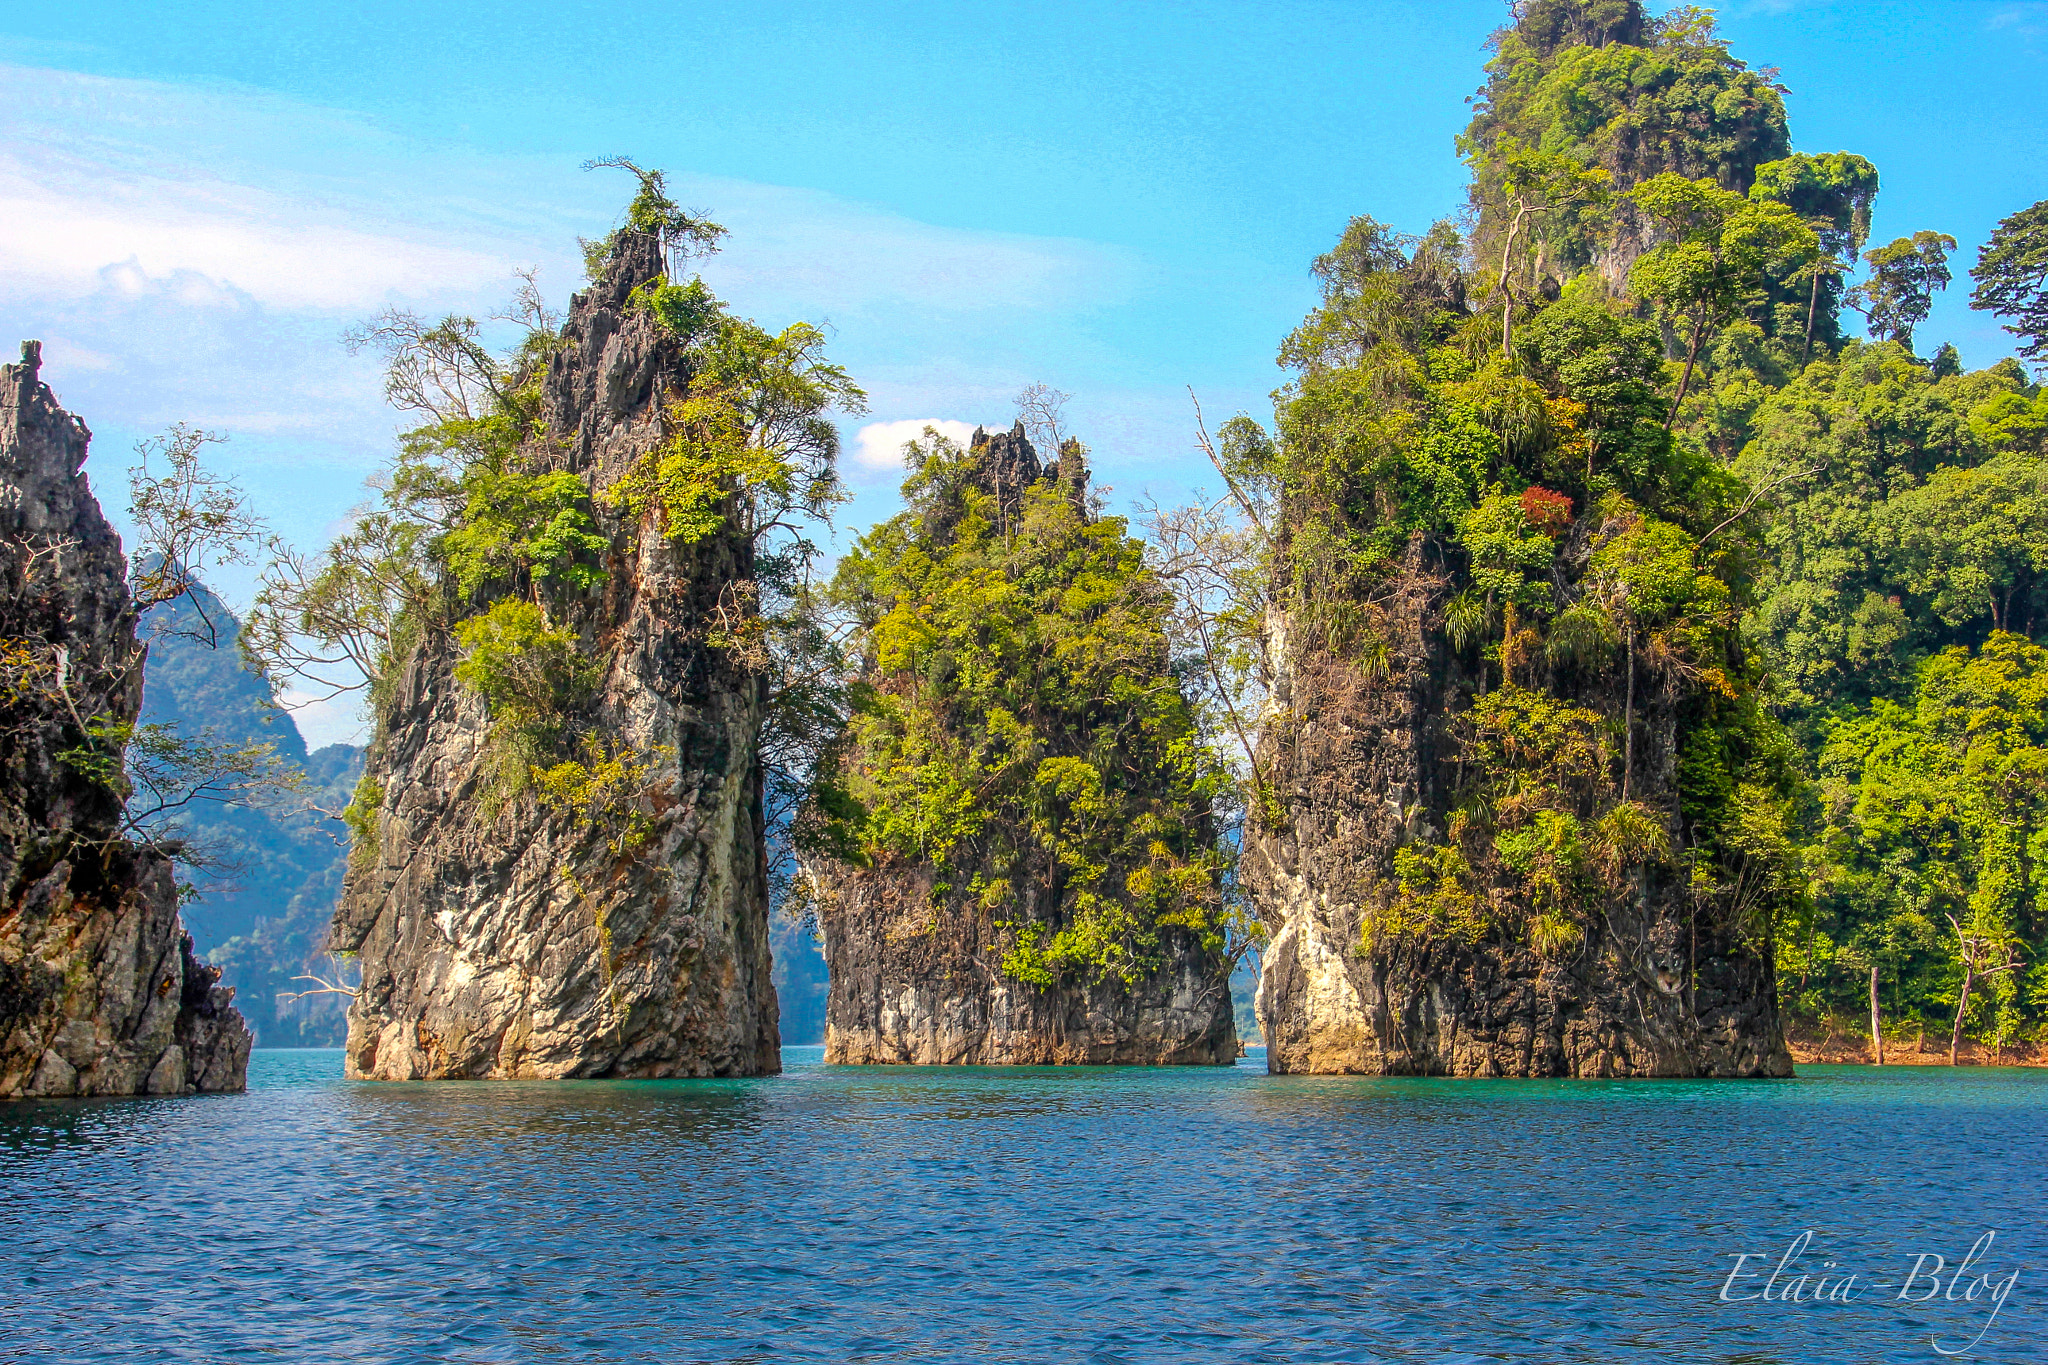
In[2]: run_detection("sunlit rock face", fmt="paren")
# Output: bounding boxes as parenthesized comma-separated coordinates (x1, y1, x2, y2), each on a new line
(0, 341, 251, 1099)
(820, 860, 1239, 1066)
(331, 237, 779, 1080)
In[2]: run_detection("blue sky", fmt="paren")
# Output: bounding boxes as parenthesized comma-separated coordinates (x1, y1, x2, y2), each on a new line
(3, 0, 2044, 743)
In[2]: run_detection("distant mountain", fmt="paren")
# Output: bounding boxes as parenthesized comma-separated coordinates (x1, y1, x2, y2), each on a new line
(139, 585, 360, 1046)
(771, 915, 828, 1046)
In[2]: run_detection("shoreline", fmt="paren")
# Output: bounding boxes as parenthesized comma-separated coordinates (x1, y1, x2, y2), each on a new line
(1786, 1023, 2048, 1068)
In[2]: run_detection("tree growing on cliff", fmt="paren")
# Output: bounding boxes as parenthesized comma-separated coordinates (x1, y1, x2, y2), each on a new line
(244, 285, 567, 709)
(1970, 198, 2048, 374)
(1626, 174, 1818, 425)
(1851, 230, 1957, 352)
(128, 425, 265, 648)
(807, 428, 1246, 989)
(1748, 151, 1879, 360)
(14, 425, 306, 874)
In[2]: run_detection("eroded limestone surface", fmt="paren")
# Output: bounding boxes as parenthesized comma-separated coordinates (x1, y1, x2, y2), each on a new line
(1248, 541, 1793, 1079)
(0, 341, 251, 1099)
(332, 237, 779, 1080)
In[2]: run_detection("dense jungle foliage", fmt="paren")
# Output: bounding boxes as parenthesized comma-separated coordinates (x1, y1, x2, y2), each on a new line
(1184, 0, 2048, 1056)
(802, 432, 1239, 989)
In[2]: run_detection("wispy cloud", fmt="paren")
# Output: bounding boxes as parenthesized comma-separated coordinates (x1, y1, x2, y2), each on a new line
(0, 147, 511, 310)
(1987, 2, 2048, 38)
(0, 59, 1147, 497)
(0, 61, 1163, 749)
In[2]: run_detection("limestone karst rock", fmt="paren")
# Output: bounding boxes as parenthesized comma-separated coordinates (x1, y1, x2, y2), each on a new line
(332, 234, 780, 1080)
(1247, 542, 1794, 1079)
(0, 341, 252, 1099)
(1243, 0, 1797, 1080)
(812, 424, 1238, 1066)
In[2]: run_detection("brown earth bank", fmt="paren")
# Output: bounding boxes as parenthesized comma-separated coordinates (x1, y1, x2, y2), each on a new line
(1784, 1019, 2048, 1067)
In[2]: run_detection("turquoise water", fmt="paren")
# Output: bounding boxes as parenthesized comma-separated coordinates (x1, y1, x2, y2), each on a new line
(1, 1049, 2040, 1363)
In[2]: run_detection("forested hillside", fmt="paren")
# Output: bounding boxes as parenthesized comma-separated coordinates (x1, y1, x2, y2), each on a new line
(137, 586, 360, 1046)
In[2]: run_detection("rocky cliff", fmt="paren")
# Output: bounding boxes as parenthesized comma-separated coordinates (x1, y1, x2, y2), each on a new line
(1248, 539, 1794, 1079)
(0, 341, 251, 1098)
(821, 864, 1238, 1065)
(811, 424, 1238, 1066)
(331, 234, 780, 1079)
(1239, 0, 1800, 1081)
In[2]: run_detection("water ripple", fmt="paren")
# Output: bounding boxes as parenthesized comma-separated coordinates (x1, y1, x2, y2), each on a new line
(1, 1050, 2040, 1363)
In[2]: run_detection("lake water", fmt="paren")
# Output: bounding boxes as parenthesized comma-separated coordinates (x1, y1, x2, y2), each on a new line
(1, 1049, 2039, 1364)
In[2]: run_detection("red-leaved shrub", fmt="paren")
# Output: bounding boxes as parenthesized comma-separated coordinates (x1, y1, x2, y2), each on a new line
(1520, 486, 1573, 536)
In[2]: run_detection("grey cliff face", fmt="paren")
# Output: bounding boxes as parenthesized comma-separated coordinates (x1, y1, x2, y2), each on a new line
(332, 236, 780, 1080)
(0, 341, 252, 1099)
(1247, 538, 1793, 1078)
(821, 862, 1237, 1065)
(816, 425, 1237, 1068)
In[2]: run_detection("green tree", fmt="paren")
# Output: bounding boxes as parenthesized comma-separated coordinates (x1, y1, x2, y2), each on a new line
(1810, 634, 2048, 1058)
(1748, 151, 1880, 359)
(1461, 3, 1790, 279)
(1477, 140, 1612, 355)
(1457, 491, 1556, 687)
(127, 424, 265, 648)
(811, 431, 1241, 987)
(1970, 198, 2048, 373)
(1737, 345, 2046, 719)
(1852, 230, 1957, 351)
(1627, 173, 1818, 425)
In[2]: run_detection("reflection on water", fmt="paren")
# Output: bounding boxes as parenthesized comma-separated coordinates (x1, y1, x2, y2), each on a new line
(2, 1047, 2041, 1363)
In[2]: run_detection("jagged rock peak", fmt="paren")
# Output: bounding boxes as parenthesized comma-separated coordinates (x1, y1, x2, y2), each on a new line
(969, 420, 1044, 524)
(332, 240, 781, 1081)
(967, 419, 1088, 521)
(0, 342, 252, 1098)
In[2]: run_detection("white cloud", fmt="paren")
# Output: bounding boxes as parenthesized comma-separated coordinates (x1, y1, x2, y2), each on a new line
(0, 148, 514, 311)
(0, 59, 1172, 574)
(279, 688, 370, 752)
(686, 179, 1139, 323)
(851, 418, 978, 476)
(0, 63, 1135, 326)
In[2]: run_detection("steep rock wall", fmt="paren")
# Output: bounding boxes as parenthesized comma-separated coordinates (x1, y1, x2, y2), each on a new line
(332, 239, 779, 1079)
(1247, 538, 1792, 1078)
(0, 341, 251, 1098)
(822, 860, 1236, 1065)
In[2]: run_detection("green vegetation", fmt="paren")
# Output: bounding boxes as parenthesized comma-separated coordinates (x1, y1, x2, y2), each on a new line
(248, 166, 863, 873)
(1969, 201, 2048, 369)
(805, 431, 1239, 989)
(1160, 0, 2048, 1058)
